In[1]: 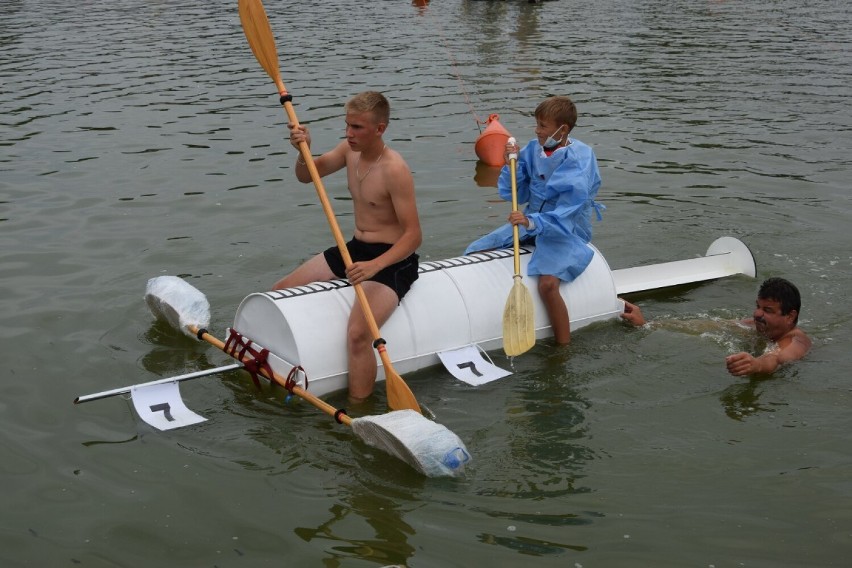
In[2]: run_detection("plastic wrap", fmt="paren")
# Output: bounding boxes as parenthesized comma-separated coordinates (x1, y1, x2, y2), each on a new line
(145, 276, 211, 336)
(351, 410, 471, 478)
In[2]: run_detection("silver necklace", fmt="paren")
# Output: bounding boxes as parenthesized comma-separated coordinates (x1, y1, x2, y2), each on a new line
(356, 145, 386, 182)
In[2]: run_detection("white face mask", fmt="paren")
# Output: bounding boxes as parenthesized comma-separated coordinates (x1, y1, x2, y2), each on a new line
(542, 124, 568, 150)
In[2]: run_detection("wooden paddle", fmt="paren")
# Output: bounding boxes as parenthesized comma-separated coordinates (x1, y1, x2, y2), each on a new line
(238, 0, 421, 414)
(502, 137, 536, 356)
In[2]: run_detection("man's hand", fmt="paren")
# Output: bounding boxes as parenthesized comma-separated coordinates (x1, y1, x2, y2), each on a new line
(620, 300, 646, 326)
(725, 352, 759, 376)
(726, 351, 783, 376)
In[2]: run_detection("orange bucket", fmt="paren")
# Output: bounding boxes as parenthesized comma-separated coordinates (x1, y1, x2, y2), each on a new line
(474, 114, 511, 167)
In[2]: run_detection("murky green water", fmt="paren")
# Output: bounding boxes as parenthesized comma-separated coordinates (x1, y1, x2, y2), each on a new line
(2, 0, 851, 566)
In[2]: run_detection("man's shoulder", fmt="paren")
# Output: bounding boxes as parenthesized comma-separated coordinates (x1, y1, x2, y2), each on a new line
(778, 327, 812, 354)
(790, 327, 812, 345)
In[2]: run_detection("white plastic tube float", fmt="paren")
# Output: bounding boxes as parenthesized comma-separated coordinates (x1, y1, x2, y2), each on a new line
(234, 245, 620, 397)
(232, 237, 755, 398)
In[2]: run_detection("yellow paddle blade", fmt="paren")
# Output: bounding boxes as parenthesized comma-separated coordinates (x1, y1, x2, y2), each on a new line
(238, 0, 282, 85)
(385, 368, 422, 414)
(502, 277, 536, 356)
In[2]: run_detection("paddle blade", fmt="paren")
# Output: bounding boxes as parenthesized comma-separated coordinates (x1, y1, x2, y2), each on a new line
(351, 410, 471, 477)
(502, 277, 536, 356)
(145, 276, 210, 337)
(238, 0, 283, 86)
(384, 367, 422, 414)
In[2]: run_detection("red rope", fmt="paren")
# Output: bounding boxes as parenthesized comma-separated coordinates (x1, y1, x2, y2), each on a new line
(224, 329, 274, 389)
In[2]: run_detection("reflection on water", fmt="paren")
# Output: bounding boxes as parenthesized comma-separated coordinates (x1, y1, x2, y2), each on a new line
(140, 321, 225, 379)
(454, 345, 604, 558)
(294, 493, 416, 566)
(473, 160, 501, 187)
(477, 530, 587, 555)
(719, 378, 783, 421)
(503, 351, 595, 498)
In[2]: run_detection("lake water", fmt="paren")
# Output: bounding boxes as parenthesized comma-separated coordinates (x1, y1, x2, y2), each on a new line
(2, 0, 851, 566)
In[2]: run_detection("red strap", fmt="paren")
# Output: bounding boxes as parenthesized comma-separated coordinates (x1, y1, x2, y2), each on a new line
(224, 329, 274, 389)
(284, 365, 308, 394)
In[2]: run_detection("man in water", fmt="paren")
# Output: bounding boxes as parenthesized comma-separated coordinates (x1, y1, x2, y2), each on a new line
(274, 91, 422, 402)
(620, 277, 812, 376)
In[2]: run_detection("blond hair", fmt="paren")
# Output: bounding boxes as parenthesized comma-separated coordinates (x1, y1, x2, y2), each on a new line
(345, 91, 390, 125)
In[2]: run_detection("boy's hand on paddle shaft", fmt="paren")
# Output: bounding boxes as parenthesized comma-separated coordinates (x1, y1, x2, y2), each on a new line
(508, 211, 529, 228)
(504, 140, 519, 164)
(287, 122, 310, 150)
(346, 260, 381, 285)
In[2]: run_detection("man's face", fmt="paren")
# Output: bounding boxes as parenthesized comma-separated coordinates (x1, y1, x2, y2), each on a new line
(753, 297, 796, 341)
(344, 111, 381, 151)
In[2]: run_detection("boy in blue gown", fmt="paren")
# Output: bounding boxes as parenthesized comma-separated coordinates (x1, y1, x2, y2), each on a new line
(465, 96, 604, 344)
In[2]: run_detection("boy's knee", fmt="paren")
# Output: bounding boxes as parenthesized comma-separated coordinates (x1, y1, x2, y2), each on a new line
(346, 321, 372, 347)
(538, 276, 560, 295)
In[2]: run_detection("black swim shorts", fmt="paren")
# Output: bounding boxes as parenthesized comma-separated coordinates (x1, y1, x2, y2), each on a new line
(323, 237, 419, 301)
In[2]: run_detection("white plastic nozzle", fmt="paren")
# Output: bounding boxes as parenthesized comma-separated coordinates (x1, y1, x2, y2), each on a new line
(507, 137, 517, 161)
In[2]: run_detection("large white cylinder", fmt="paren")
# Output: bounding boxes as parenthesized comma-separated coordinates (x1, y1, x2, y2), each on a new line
(232, 245, 622, 397)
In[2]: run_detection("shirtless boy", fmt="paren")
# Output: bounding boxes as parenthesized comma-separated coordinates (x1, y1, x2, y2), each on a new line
(274, 91, 422, 402)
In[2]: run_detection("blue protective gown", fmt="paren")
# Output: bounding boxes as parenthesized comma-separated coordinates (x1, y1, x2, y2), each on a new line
(465, 138, 604, 282)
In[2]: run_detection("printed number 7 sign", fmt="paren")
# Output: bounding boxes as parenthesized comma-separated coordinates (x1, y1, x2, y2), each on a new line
(131, 382, 206, 431)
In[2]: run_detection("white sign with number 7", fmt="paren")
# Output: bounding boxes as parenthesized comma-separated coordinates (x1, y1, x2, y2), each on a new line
(437, 344, 512, 386)
(131, 381, 207, 431)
